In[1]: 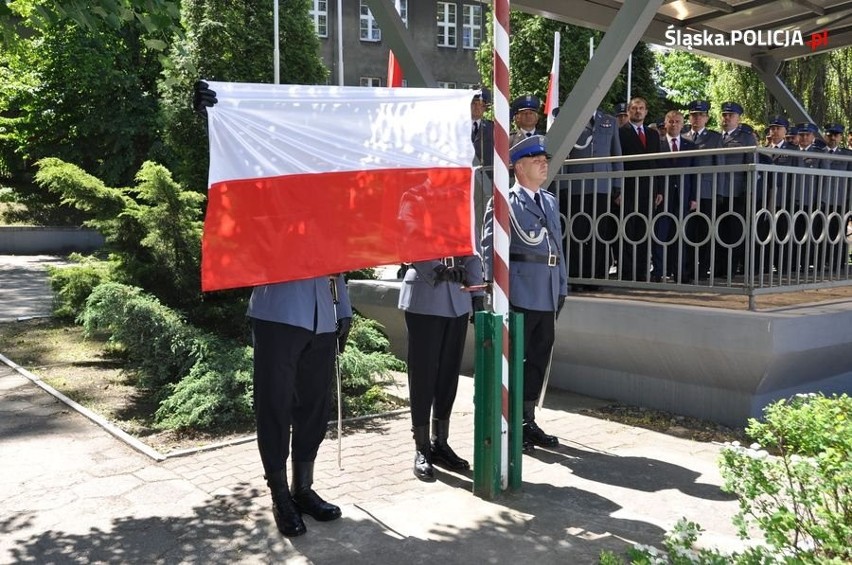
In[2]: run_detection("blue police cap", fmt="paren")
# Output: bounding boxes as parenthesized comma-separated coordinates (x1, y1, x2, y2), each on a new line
(824, 123, 844, 134)
(769, 115, 789, 128)
(510, 94, 541, 117)
(796, 122, 819, 134)
(472, 86, 491, 104)
(687, 100, 710, 113)
(787, 126, 798, 136)
(614, 102, 628, 115)
(510, 135, 548, 164)
(720, 101, 743, 115)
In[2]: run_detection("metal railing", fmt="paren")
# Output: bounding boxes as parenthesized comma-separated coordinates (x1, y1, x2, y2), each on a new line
(475, 146, 852, 310)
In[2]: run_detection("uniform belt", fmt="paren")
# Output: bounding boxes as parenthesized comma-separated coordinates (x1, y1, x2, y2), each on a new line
(510, 253, 559, 266)
(440, 256, 463, 267)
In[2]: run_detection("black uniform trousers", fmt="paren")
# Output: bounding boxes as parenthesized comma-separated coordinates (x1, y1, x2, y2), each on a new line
(510, 305, 555, 404)
(567, 193, 616, 280)
(251, 318, 336, 475)
(405, 311, 468, 427)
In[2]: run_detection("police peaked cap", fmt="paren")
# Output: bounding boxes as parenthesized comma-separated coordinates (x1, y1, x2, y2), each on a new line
(720, 101, 744, 115)
(509, 135, 549, 164)
(687, 100, 710, 113)
(824, 123, 845, 134)
(796, 122, 819, 134)
(472, 86, 491, 104)
(511, 94, 541, 117)
(614, 102, 628, 115)
(769, 115, 790, 128)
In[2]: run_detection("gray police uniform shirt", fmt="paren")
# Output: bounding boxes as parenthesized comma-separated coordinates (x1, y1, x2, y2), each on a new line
(683, 127, 723, 200)
(716, 126, 757, 198)
(565, 110, 623, 195)
(481, 184, 568, 312)
(247, 275, 352, 334)
(398, 256, 485, 318)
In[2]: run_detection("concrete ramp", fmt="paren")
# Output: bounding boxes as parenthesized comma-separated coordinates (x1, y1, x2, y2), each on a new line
(349, 280, 852, 427)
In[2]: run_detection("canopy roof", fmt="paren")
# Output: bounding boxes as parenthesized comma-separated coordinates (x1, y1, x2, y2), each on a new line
(512, 0, 852, 65)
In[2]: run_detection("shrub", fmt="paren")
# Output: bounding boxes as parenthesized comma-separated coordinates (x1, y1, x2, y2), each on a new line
(600, 393, 852, 564)
(79, 282, 198, 390)
(46, 254, 115, 319)
(720, 393, 851, 563)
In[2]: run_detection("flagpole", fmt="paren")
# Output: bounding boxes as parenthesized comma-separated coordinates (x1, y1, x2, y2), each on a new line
(492, 0, 511, 490)
(337, 0, 344, 85)
(273, 0, 280, 84)
(627, 53, 632, 102)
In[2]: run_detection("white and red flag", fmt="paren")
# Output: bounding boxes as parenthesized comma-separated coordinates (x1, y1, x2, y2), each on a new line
(201, 82, 475, 291)
(545, 31, 560, 131)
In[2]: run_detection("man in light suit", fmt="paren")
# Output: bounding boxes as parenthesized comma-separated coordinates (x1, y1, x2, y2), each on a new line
(248, 276, 352, 537)
(482, 135, 567, 452)
(561, 108, 623, 288)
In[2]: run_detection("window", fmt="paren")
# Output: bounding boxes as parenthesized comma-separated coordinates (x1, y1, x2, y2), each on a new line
(437, 81, 457, 89)
(360, 77, 381, 87)
(437, 2, 457, 48)
(310, 0, 328, 38)
(360, 0, 408, 42)
(462, 4, 482, 49)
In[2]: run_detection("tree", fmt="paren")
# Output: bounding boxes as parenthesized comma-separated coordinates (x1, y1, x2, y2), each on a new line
(158, 0, 329, 193)
(655, 49, 711, 107)
(475, 12, 662, 126)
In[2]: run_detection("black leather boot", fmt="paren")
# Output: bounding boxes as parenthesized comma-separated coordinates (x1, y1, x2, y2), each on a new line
(522, 401, 558, 448)
(291, 461, 342, 522)
(412, 425, 435, 482)
(430, 418, 470, 470)
(265, 467, 307, 537)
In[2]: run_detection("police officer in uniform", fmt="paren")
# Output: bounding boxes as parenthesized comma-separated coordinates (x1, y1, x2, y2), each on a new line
(821, 123, 851, 271)
(614, 102, 629, 128)
(472, 88, 494, 238)
(397, 252, 485, 480)
(796, 122, 826, 271)
(760, 115, 798, 273)
(509, 94, 545, 147)
(714, 101, 756, 277)
(482, 135, 567, 452)
(249, 277, 352, 537)
(562, 108, 623, 288)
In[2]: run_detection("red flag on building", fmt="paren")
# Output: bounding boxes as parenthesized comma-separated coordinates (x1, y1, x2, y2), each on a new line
(387, 51, 403, 87)
(545, 32, 561, 131)
(200, 82, 475, 292)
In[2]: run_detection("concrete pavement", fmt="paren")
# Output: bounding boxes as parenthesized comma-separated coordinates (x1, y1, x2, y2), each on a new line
(0, 256, 745, 564)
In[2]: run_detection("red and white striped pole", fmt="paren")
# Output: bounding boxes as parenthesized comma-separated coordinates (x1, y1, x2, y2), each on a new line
(491, 0, 511, 488)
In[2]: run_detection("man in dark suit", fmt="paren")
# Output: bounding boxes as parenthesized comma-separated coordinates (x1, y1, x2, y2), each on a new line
(618, 96, 661, 281)
(655, 110, 696, 282)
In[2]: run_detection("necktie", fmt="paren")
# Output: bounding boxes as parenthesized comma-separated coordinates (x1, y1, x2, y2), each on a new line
(722, 132, 729, 142)
(472, 121, 479, 142)
(534, 192, 546, 218)
(637, 126, 646, 147)
(526, 132, 532, 138)
(671, 138, 678, 152)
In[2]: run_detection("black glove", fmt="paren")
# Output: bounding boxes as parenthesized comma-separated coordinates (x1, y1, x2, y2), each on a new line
(193, 80, 218, 116)
(433, 264, 450, 282)
(447, 265, 466, 284)
(556, 295, 566, 320)
(336, 316, 352, 353)
(471, 295, 486, 324)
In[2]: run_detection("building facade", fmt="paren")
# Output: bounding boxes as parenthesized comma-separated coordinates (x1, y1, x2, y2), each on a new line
(309, 1, 486, 88)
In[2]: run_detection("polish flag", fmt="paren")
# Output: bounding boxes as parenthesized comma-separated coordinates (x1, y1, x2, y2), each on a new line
(387, 51, 403, 87)
(201, 82, 475, 292)
(545, 31, 560, 131)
